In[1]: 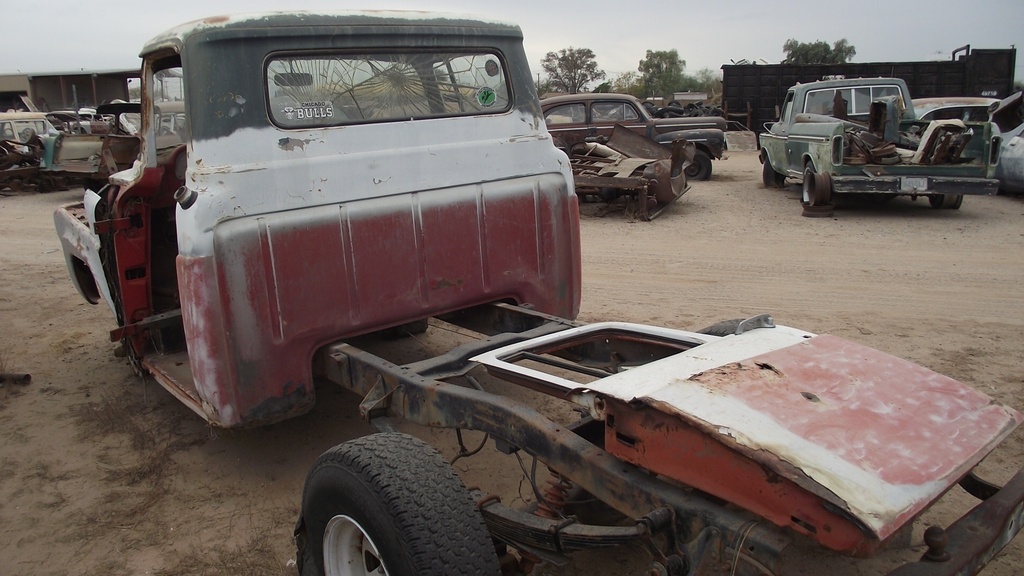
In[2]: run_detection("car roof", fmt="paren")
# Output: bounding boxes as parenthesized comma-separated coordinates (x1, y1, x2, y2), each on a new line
(541, 93, 641, 107)
(141, 11, 520, 59)
(794, 78, 907, 91)
(0, 112, 49, 121)
(911, 97, 998, 113)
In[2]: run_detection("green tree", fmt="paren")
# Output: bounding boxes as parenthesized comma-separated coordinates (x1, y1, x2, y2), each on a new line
(534, 76, 556, 96)
(782, 38, 856, 64)
(610, 72, 645, 97)
(682, 67, 722, 100)
(541, 47, 606, 94)
(638, 49, 685, 98)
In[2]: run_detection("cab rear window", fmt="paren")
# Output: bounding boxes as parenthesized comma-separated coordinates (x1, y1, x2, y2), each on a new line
(266, 51, 511, 128)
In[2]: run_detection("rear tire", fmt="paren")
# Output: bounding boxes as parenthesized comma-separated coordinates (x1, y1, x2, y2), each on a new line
(296, 433, 500, 576)
(929, 194, 963, 209)
(685, 149, 713, 181)
(761, 157, 786, 188)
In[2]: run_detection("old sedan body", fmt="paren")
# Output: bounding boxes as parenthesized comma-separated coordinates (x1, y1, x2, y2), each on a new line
(542, 92, 726, 180)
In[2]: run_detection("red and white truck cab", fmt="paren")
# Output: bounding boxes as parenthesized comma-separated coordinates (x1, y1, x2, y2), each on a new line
(53, 12, 1024, 576)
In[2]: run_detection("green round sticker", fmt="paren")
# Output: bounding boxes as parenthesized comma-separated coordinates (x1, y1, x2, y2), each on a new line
(477, 87, 497, 107)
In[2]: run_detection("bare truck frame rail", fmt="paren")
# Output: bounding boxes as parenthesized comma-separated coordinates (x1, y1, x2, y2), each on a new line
(299, 303, 1024, 575)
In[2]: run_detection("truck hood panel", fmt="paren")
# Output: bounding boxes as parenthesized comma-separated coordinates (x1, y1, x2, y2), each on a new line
(608, 332, 1021, 539)
(473, 324, 1022, 541)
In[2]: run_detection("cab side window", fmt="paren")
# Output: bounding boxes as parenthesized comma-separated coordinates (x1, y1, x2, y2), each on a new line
(544, 103, 585, 125)
(591, 102, 640, 122)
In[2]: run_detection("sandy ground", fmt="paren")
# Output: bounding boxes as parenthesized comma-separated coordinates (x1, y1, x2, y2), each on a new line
(1, 150, 1023, 575)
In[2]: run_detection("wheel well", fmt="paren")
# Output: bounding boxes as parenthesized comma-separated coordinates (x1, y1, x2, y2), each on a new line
(69, 256, 100, 305)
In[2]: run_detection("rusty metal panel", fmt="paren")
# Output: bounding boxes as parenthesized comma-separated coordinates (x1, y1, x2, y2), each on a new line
(569, 126, 692, 220)
(471, 322, 1022, 553)
(603, 401, 880, 556)
(171, 174, 580, 427)
(602, 333, 1021, 544)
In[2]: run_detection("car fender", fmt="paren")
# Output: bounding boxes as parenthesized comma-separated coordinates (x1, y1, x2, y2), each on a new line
(53, 188, 118, 315)
(654, 128, 726, 158)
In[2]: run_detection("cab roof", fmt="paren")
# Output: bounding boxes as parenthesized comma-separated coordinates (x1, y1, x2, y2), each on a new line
(141, 11, 521, 59)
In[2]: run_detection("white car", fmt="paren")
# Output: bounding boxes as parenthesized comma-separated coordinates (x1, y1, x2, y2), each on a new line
(0, 111, 59, 142)
(911, 96, 997, 122)
(991, 91, 1024, 193)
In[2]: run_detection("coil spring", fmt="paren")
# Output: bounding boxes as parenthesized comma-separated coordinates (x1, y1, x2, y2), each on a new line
(535, 474, 573, 519)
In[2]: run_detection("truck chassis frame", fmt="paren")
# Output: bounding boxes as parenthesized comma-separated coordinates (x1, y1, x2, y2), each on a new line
(298, 302, 1024, 575)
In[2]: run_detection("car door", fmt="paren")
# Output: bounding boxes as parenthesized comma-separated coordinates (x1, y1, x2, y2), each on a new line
(997, 126, 1024, 193)
(589, 101, 643, 141)
(760, 91, 794, 174)
(543, 102, 588, 149)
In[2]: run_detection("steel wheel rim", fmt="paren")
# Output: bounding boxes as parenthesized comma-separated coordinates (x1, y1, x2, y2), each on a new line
(323, 515, 388, 576)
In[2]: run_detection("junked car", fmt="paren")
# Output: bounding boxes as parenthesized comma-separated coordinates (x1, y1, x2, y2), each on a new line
(542, 92, 726, 180)
(46, 109, 112, 135)
(990, 90, 1024, 194)
(0, 111, 59, 143)
(760, 78, 1000, 214)
(50, 11, 1024, 576)
(912, 97, 998, 123)
(0, 112, 61, 191)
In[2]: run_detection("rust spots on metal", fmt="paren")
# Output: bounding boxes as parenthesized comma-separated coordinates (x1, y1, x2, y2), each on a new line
(603, 398, 877, 556)
(568, 126, 693, 221)
(278, 137, 312, 152)
(688, 360, 787, 389)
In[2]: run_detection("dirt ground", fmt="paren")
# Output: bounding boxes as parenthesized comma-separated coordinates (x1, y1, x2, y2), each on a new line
(2, 150, 1023, 575)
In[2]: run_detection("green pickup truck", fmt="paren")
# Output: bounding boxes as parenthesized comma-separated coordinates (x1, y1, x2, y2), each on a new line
(759, 78, 1000, 212)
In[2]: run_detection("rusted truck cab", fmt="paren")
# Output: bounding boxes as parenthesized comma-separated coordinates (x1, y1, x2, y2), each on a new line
(54, 12, 1024, 576)
(54, 12, 581, 427)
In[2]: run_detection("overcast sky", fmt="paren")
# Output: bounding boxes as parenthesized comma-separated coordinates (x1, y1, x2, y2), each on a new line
(3, 0, 1022, 84)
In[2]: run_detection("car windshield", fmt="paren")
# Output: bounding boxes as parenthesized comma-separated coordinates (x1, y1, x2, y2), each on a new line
(151, 66, 187, 148)
(265, 51, 511, 127)
(0, 118, 57, 142)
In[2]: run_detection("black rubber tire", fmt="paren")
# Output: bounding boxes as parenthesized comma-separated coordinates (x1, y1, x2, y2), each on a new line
(761, 157, 786, 188)
(685, 149, 713, 181)
(801, 202, 835, 218)
(697, 318, 745, 337)
(597, 186, 622, 203)
(929, 194, 963, 210)
(296, 433, 500, 576)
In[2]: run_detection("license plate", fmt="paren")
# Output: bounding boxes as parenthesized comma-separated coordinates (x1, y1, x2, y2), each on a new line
(900, 177, 929, 191)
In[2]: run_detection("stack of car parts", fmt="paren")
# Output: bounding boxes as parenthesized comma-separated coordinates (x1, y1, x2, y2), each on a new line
(0, 134, 43, 192)
(568, 125, 694, 221)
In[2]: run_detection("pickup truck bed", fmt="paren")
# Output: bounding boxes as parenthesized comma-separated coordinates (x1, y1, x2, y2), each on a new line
(760, 79, 1000, 212)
